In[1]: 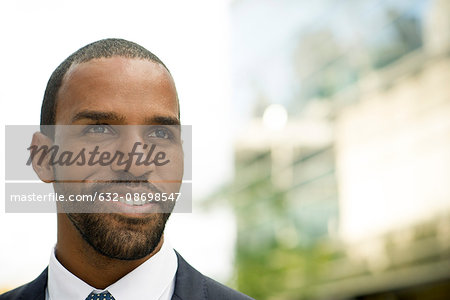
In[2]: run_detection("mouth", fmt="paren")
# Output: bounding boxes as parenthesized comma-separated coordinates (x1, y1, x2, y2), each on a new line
(116, 193, 155, 206)
(95, 185, 167, 214)
(106, 196, 163, 216)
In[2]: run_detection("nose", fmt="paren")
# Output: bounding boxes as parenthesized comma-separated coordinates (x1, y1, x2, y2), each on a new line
(109, 128, 156, 179)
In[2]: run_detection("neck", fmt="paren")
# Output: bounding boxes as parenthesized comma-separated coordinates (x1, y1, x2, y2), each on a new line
(55, 213, 163, 289)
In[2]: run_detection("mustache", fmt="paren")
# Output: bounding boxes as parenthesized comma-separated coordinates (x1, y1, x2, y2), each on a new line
(90, 181, 162, 194)
(80, 173, 164, 194)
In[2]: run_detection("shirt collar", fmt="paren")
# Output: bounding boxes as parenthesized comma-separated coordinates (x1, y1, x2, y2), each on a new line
(48, 238, 178, 300)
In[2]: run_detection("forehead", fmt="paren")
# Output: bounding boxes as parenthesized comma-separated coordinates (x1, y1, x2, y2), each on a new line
(55, 57, 179, 124)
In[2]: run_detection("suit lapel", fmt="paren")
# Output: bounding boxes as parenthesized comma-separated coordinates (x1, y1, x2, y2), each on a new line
(171, 252, 207, 300)
(17, 267, 47, 300)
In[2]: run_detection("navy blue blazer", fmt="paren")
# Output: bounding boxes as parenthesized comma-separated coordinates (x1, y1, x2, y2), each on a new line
(0, 252, 253, 300)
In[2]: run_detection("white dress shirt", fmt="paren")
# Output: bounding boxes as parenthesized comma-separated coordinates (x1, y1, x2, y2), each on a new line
(46, 238, 178, 300)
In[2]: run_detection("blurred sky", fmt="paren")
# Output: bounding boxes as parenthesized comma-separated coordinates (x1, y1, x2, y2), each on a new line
(0, 0, 237, 288)
(230, 0, 430, 121)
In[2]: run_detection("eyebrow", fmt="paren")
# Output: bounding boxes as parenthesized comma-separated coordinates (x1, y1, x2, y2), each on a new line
(72, 110, 126, 123)
(71, 110, 180, 125)
(145, 116, 180, 125)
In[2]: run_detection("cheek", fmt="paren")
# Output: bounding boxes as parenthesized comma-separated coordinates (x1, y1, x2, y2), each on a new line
(53, 139, 117, 181)
(54, 164, 102, 183)
(156, 148, 184, 180)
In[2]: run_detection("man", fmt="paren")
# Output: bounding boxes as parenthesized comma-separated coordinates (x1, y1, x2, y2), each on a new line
(1, 38, 253, 300)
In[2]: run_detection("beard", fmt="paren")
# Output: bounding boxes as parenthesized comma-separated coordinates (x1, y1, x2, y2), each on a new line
(66, 212, 170, 260)
(53, 171, 175, 260)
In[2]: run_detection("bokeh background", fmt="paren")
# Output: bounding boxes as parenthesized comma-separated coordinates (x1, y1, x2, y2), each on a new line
(1, 0, 450, 299)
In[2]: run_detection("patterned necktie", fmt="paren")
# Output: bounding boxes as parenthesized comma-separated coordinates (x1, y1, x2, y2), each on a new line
(85, 291, 116, 300)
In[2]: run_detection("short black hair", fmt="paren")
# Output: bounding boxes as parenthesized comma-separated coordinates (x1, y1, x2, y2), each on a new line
(40, 38, 178, 138)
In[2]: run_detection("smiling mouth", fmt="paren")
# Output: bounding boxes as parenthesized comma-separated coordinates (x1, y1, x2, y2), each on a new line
(116, 193, 155, 206)
(103, 192, 165, 215)
(95, 181, 164, 203)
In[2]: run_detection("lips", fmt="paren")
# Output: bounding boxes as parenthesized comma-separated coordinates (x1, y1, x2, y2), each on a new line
(116, 193, 152, 206)
(105, 195, 163, 215)
(111, 187, 159, 205)
(94, 185, 165, 213)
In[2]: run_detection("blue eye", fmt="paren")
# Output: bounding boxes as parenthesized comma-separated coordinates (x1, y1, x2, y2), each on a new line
(149, 128, 171, 139)
(85, 124, 113, 134)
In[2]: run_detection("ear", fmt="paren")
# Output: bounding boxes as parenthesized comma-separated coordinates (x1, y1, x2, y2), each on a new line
(29, 132, 55, 183)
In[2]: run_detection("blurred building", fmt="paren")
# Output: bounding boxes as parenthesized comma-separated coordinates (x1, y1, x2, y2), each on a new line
(202, 0, 450, 299)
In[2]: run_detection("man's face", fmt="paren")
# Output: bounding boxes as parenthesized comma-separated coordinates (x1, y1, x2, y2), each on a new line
(51, 57, 182, 260)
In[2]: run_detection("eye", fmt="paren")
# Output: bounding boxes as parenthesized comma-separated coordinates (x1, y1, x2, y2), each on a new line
(148, 127, 171, 139)
(85, 124, 114, 135)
